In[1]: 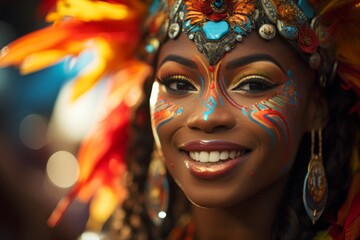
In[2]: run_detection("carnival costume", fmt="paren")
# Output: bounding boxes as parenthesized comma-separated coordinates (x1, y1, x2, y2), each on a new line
(0, 0, 359, 239)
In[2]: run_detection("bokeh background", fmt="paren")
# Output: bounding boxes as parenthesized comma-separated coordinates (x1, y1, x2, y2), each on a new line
(0, 0, 108, 239)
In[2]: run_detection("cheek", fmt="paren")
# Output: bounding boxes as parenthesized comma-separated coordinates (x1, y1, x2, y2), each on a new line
(223, 72, 303, 173)
(252, 81, 301, 169)
(150, 82, 184, 148)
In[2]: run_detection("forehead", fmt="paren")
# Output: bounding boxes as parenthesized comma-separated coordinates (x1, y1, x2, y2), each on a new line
(157, 32, 306, 72)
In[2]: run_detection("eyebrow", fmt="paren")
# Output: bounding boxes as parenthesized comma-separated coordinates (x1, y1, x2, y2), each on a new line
(159, 54, 197, 69)
(226, 54, 285, 73)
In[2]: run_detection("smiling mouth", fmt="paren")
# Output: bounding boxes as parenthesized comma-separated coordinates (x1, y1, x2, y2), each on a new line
(178, 140, 252, 179)
(187, 150, 249, 163)
(179, 140, 252, 164)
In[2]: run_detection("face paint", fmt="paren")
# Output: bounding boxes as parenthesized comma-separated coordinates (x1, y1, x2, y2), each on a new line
(194, 56, 224, 121)
(247, 71, 298, 170)
(154, 97, 183, 131)
(219, 69, 299, 168)
(204, 96, 217, 121)
(150, 82, 183, 133)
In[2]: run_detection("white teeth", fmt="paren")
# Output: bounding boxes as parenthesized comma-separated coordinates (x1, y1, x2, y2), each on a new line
(190, 151, 200, 161)
(220, 151, 229, 160)
(195, 152, 200, 161)
(199, 151, 209, 163)
(189, 150, 244, 162)
(209, 151, 220, 162)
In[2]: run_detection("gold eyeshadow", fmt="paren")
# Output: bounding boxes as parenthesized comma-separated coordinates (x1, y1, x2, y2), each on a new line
(225, 62, 287, 88)
(156, 74, 199, 91)
(229, 75, 274, 90)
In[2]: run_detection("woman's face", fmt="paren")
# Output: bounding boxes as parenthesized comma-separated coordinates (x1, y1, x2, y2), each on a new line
(150, 32, 317, 208)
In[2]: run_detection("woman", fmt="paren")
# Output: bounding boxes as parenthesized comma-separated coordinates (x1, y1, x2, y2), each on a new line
(0, 0, 359, 239)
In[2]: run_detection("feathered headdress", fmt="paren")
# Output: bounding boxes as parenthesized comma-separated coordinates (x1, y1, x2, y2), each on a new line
(0, 0, 151, 229)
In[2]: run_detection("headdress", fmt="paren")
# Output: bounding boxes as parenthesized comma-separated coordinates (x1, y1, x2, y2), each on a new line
(148, 0, 312, 64)
(0, 0, 359, 238)
(145, 0, 360, 92)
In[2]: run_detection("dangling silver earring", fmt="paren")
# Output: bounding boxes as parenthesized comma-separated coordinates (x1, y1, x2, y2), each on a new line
(145, 148, 169, 226)
(303, 129, 328, 224)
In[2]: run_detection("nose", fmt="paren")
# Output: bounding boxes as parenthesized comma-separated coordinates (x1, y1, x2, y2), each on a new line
(186, 101, 236, 133)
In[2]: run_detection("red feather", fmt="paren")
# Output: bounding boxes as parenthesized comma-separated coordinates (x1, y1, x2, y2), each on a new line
(37, 0, 57, 17)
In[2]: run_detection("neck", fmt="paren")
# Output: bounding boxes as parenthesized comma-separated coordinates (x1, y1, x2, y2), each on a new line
(191, 175, 289, 240)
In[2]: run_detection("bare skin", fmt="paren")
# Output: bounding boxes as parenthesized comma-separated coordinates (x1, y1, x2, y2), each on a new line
(192, 177, 286, 240)
(150, 32, 326, 239)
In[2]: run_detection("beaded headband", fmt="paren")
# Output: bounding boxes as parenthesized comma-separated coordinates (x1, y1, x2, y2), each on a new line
(146, 0, 334, 79)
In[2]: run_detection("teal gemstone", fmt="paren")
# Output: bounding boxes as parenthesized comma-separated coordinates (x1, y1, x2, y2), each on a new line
(214, 0, 223, 9)
(184, 20, 200, 32)
(184, 20, 191, 30)
(234, 26, 245, 34)
(298, 0, 314, 18)
(280, 26, 298, 39)
(203, 21, 229, 40)
(244, 18, 252, 30)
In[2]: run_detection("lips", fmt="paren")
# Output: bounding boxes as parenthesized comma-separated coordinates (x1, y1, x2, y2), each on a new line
(179, 140, 251, 179)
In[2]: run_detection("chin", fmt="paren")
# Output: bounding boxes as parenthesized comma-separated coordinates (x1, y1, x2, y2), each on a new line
(178, 179, 250, 209)
(187, 196, 236, 209)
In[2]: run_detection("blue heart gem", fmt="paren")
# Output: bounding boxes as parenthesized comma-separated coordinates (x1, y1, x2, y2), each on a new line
(203, 20, 230, 40)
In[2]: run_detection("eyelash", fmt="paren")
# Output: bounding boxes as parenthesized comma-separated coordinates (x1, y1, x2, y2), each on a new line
(231, 75, 280, 94)
(156, 74, 197, 95)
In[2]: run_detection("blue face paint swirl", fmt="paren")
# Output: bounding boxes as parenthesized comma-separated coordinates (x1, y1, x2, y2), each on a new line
(204, 96, 217, 121)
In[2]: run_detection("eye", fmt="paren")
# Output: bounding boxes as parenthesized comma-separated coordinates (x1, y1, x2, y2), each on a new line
(157, 75, 197, 95)
(232, 75, 280, 94)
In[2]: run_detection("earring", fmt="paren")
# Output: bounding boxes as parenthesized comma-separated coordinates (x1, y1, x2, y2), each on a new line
(303, 129, 328, 224)
(145, 148, 169, 226)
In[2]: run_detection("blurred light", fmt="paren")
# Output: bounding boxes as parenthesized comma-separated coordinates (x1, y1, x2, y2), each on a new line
(149, 82, 161, 147)
(19, 114, 48, 149)
(46, 151, 79, 188)
(124, 86, 142, 108)
(158, 211, 167, 219)
(47, 79, 108, 145)
(0, 46, 9, 57)
(65, 49, 96, 74)
(89, 187, 117, 227)
(149, 81, 159, 108)
(78, 231, 101, 240)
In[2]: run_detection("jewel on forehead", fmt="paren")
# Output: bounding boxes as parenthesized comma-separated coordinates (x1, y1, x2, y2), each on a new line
(214, 0, 223, 8)
(164, 0, 319, 68)
(178, 0, 256, 65)
(212, 0, 226, 12)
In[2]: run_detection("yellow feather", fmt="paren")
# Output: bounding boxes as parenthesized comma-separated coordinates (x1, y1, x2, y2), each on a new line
(46, 0, 146, 22)
(20, 50, 69, 74)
